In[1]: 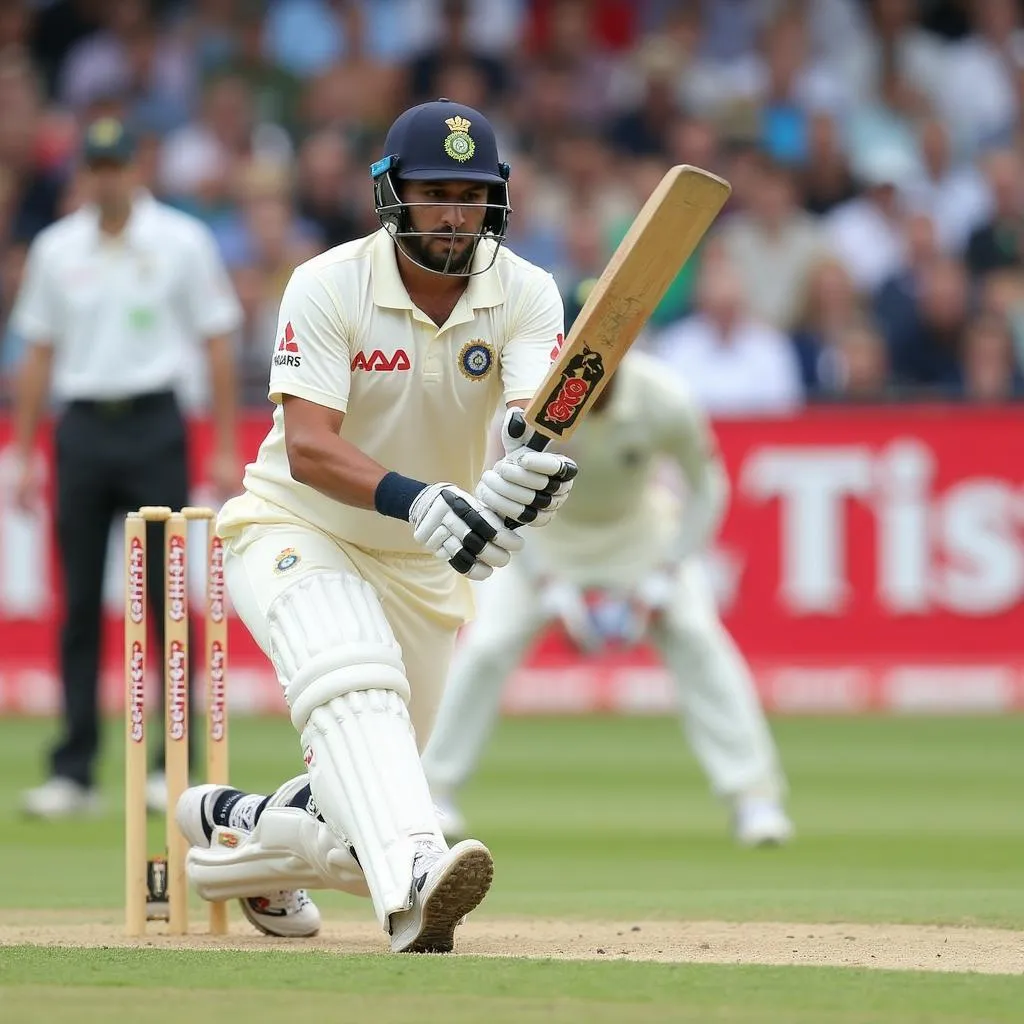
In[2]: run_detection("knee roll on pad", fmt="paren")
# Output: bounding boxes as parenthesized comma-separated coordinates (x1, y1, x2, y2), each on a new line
(266, 572, 410, 732)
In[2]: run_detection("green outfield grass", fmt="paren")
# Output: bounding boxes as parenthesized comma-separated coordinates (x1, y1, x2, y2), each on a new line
(1, 714, 1022, 1021)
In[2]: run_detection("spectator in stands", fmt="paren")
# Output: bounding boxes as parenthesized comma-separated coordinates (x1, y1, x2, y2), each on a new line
(293, 128, 360, 249)
(826, 144, 919, 293)
(904, 117, 990, 255)
(960, 311, 1024, 402)
(965, 148, 1024, 278)
(937, 0, 1024, 157)
(873, 210, 941, 360)
(798, 112, 858, 215)
(887, 255, 972, 391)
(653, 250, 804, 416)
(828, 318, 893, 402)
(58, 0, 194, 131)
(157, 70, 292, 217)
(790, 255, 868, 395)
(407, 0, 508, 105)
(718, 152, 830, 332)
(218, 0, 304, 140)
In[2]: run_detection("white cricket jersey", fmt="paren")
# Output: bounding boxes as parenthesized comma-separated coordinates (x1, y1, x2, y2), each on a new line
(218, 229, 563, 553)
(8, 190, 242, 402)
(528, 350, 721, 587)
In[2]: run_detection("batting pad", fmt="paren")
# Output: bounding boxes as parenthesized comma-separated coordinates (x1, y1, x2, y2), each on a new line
(303, 690, 444, 927)
(186, 807, 370, 901)
(266, 571, 409, 732)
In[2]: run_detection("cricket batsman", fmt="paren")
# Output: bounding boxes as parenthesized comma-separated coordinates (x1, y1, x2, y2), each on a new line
(173, 99, 578, 952)
(422, 350, 794, 848)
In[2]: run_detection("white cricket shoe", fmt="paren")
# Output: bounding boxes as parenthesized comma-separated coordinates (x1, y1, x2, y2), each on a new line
(389, 839, 494, 954)
(433, 794, 467, 842)
(175, 782, 321, 938)
(733, 797, 794, 848)
(20, 777, 100, 819)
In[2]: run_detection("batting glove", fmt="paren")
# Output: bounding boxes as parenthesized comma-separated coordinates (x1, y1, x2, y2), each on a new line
(476, 408, 578, 529)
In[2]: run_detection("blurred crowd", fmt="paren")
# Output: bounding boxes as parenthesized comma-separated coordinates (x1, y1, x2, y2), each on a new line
(2, 0, 1024, 412)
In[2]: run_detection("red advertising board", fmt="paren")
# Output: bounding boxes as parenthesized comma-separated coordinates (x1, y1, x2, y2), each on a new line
(0, 405, 1022, 715)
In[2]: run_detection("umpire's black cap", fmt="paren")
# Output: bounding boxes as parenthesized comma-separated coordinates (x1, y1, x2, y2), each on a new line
(372, 98, 509, 185)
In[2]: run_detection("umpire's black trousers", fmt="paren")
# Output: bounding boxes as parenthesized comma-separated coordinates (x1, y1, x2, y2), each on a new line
(50, 390, 196, 788)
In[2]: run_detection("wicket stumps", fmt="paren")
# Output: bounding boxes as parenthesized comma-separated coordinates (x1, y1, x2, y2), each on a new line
(124, 505, 229, 937)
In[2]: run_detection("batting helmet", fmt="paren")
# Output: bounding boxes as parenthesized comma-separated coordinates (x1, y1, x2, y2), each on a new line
(370, 98, 512, 276)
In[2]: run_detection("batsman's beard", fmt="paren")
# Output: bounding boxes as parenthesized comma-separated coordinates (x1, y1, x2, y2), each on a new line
(402, 230, 478, 275)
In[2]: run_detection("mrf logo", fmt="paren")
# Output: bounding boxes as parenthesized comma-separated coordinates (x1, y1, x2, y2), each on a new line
(534, 346, 604, 435)
(167, 639, 187, 741)
(273, 322, 301, 367)
(167, 534, 186, 622)
(351, 349, 411, 372)
(128, 537, 145, 625)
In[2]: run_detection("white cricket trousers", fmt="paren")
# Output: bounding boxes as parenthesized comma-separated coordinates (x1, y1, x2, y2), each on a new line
(421, 557, 786, 803)
(222, 523, 470, 749)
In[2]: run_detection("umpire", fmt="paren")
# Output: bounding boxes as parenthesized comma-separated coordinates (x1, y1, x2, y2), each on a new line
(9, 117, 243, 818)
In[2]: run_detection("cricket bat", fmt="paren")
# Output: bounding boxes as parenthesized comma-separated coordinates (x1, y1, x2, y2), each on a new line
(524, 164, 731, 448)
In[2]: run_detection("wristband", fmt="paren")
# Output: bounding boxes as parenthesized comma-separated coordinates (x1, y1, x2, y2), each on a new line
(374, 471, 429, 521)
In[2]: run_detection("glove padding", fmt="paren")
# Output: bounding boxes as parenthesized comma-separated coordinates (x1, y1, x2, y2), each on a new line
(409, 482, 523, 581)
(476, 408, 578, 529)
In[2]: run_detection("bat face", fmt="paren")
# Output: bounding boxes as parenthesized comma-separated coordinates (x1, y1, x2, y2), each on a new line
(526, 165, 731, 442)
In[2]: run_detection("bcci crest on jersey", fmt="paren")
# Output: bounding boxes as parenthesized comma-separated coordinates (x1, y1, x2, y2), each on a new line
(273, 547, 301, 574)
(459, 340, 494, 381)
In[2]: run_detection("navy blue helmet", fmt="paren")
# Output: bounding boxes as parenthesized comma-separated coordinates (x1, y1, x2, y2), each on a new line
(370, 98, 511, 276)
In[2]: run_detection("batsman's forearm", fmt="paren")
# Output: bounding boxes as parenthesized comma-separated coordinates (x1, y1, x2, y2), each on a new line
(287, 431, 390, 511)
(12, 345, 53, 459)
(206, 334, 238, 456)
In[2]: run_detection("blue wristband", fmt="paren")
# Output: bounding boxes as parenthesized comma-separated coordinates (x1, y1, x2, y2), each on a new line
(374, 471, 428, 521)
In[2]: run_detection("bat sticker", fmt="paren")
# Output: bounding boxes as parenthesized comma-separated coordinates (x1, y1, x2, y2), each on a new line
(533, 347, 605, 435)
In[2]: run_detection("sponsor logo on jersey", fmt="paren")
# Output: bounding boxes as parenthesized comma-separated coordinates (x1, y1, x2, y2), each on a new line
(351, 349, 411, 372)
(273, 322, 301, 367)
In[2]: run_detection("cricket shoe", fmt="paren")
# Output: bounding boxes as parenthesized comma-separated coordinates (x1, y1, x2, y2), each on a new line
(20, 777, 101, 819)
(388, 839, 494, 954)
(733, 797, 794, 848)
(175, 781, 321, 938)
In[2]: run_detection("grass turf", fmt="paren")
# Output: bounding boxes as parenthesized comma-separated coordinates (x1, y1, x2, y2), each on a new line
(0, 714, 1022, 1021)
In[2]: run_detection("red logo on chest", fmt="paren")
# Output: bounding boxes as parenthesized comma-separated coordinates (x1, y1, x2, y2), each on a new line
(351, 349, 411, 372)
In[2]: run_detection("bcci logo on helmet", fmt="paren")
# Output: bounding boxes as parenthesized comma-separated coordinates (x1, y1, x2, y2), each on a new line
(443, 115, 475, 163)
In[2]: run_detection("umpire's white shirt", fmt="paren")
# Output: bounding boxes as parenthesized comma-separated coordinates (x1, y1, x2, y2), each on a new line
(9, 190, 242, 403)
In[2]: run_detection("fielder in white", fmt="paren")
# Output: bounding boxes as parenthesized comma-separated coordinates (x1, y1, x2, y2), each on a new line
(422, 349, 794, 848)
(173, 99, 578, 953)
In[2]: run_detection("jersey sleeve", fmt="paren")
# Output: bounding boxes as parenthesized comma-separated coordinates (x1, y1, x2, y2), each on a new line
(500, 271, 564, 403)
(267, 265, 351, 412)
(8, 235, 59, 345)
(181, 223, 244, 338)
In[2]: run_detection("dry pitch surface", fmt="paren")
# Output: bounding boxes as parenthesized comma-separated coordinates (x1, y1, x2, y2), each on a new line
(1, 912, 1022, 975)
